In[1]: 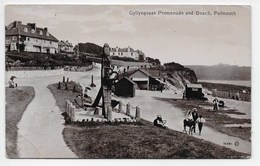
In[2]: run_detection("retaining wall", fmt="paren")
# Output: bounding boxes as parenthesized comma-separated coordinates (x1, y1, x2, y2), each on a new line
(6, 68, 64, 79)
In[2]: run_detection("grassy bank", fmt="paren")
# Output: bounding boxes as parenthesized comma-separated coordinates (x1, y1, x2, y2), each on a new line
(63, 120, 247, 159)
(156, 98, 251, 142)
(47, 81, 83, 111)
(48, 82, 249, 158)
(5, 86, 35, 158)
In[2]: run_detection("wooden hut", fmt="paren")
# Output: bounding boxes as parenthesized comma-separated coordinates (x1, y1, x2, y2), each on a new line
(185, 83, 205, 100)
(114, 77, 137, 97)
(119, 69, 165, 90)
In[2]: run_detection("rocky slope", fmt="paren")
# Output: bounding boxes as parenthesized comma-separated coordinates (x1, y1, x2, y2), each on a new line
(160, 61, 197, 89)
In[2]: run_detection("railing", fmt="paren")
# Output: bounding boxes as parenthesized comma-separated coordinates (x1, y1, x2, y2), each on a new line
(64, 100, 141, 123)
(212, 90, 251, 102)
(7, 66, 63, 71)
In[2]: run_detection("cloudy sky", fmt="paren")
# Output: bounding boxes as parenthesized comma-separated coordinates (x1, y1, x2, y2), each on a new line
(5, 5, 251, 66)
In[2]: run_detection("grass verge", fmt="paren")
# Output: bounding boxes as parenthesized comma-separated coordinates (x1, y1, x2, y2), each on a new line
(48, 82, 249, 158)
(47, 81, 83, 111)
(156, 98, 251, 141)
(5, 86, 35, 158)
(62, 120, 248, 159)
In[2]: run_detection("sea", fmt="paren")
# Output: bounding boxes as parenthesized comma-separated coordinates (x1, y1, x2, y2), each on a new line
(198, 79, 251, 87)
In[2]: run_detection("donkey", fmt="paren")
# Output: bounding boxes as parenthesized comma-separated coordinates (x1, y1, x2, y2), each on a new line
(183, 119, 196, 135)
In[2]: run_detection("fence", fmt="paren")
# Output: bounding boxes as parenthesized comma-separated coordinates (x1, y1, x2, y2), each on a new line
(64, 100, 141, 123)
(115, 101, 141, 121)
(212, 90, 251, 102)
(7, 66, 63, 71)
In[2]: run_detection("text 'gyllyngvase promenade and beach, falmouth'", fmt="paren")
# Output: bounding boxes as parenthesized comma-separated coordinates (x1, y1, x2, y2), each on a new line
(129, 10, 237, 16)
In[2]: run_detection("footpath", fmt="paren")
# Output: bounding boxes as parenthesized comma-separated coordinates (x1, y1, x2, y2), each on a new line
(16, 76, 77, 158)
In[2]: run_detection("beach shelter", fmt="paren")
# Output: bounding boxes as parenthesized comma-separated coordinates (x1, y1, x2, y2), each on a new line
(114, 77, 137, 97)
(185, 83, 204, 100)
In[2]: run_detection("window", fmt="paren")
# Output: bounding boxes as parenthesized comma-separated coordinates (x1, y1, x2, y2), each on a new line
(12, 36, 17, 40)
(27, 37, 30, 41)
(39, 30, 43, 35)
(192, 88, 198, 91)
(24, 27, 28, 32)
(131, 53, 133, 56)
(36, 39, 38, 42)
(46, 32, 49, 36)
(31, 29, 35, 33)
(50, 41, 52, 44)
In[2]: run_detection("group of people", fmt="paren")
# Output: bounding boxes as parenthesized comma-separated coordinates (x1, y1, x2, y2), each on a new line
(186, 108, 206, 135)
(153, 108, 206, 135)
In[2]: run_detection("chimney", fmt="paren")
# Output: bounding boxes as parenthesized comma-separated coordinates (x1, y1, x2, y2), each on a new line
(13, 21, 22, 28)
(128, 46, 130, 52)
(27, 23, 36, 30)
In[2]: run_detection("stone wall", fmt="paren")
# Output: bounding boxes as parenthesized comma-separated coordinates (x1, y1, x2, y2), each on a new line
(6, 68, 64, 79)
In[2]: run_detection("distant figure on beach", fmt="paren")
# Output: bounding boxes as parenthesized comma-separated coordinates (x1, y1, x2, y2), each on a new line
(236, 92, 240, 100)
(153, 115, 167, 129)
(191, 108, 199, 133)
(196, 115, 206, 135)
(160, 84, 163, 93)
(213, 97, 219, 111)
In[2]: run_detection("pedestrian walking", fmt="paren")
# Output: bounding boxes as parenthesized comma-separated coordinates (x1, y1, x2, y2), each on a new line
(213, 97, 219, 111)
(191, 108, 199, 133)
(197, 115, 206, 135)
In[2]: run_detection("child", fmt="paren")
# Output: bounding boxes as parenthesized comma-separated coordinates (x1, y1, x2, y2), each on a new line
(197, 115, 206, 135)
(186, 110, 193, 121)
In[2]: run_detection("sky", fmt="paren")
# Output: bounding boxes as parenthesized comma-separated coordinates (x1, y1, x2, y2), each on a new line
(5, 5, 251, 66)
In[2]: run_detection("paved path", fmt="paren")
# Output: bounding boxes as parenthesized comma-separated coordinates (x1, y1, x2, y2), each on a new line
(11, 65, 102, 158)
(16, 78, 78, 158)
(114, 90, 251, 154)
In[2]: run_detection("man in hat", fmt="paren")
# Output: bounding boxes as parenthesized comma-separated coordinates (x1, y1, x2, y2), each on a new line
(192, 108, 199, 133)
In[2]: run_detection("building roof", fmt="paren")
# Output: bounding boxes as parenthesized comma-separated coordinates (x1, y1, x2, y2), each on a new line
(5, 21, 58, 42)
(110, 46, 140, 53)
(117, 77, 137, 85)
(119, 68, 164, 82)
(59, 40, 73, 47)
(186, 83, 203, 88)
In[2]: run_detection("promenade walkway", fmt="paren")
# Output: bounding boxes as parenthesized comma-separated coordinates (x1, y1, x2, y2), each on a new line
(9, 64, 250, 157)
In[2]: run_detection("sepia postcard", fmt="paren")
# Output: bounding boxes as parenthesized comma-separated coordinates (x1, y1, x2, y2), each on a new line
(5, 4, 251, 159)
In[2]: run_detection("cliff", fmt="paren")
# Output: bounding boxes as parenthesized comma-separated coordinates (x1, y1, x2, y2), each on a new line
(165, 68, 197, 89)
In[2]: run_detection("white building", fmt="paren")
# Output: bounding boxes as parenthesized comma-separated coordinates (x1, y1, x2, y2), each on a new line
(109, 46, 145, 61)
(5, 21, 59, 54)
(59, 40, 74, 53)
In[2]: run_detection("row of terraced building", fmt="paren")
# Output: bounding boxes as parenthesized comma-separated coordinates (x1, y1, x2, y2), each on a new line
(5, 21, 73, 54)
